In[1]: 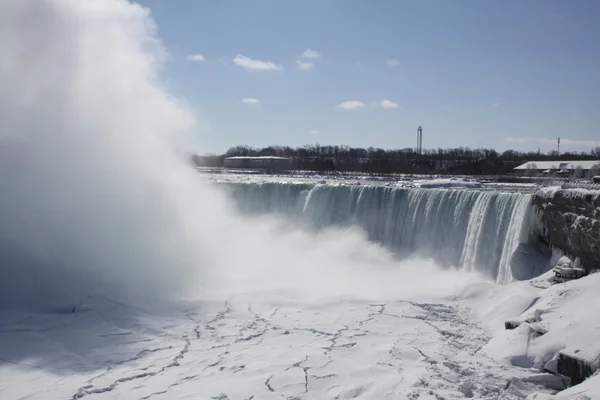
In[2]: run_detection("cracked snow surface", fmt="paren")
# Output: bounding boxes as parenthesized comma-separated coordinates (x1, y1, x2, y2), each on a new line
(0, 297, 561, 399)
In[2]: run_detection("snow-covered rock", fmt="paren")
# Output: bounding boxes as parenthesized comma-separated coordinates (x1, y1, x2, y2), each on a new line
(552, 256, 588, 282)
(534, 188, 600, 272)
(459, 271, 600, 397)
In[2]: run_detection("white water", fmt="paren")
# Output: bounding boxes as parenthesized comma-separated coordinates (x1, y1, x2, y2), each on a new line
(221, 182, 543, 283)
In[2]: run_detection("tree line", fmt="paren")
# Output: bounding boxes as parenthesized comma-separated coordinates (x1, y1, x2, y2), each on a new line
(192, 144, 600, 175)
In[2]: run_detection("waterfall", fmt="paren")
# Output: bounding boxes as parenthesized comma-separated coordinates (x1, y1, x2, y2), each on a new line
(219, 182, 538, 283)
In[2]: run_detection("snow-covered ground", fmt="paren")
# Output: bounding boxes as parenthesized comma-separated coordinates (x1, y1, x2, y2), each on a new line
(3, 271, 600, 399)
(0, 300, 556, 399)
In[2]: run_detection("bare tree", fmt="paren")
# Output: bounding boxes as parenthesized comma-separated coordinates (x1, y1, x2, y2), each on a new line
(214, 144, 600, 175)
(587, 164, 600, 179)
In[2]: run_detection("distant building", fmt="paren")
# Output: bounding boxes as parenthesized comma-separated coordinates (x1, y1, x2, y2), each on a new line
(514, 160, 600, 176)
(223, 156, 293, 172)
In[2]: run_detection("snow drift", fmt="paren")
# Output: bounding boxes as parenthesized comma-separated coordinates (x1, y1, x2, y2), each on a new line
(458, 270, 600, 398)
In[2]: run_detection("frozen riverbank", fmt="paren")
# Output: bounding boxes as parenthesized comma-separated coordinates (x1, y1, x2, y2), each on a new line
(459, 270, 600, 398)
(5, 271, 600, 399)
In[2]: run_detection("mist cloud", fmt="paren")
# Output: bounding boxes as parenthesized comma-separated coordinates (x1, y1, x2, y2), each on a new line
(0, 0, 225, 309)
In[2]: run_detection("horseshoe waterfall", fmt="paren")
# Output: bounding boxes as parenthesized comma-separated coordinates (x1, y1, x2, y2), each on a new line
(221, 181, 548, 284)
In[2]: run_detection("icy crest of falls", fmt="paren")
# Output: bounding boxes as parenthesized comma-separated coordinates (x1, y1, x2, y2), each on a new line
(221, 182, 540, 284)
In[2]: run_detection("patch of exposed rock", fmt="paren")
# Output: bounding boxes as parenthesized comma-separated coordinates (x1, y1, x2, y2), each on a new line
(533, 189, 600, 272)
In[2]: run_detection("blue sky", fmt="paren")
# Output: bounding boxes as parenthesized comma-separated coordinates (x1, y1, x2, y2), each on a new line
(139, 0, 599, 154)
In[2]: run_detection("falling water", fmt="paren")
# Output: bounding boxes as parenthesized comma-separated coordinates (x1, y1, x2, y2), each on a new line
(220, 182, 540, 283)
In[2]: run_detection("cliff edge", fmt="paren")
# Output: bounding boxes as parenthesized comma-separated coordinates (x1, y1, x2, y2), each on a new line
(533, 187, 600, 272)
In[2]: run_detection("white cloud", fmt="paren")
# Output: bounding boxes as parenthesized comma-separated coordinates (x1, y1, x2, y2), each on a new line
(309, 130, 319, 135)
(297, 60, 315, 71)
(380, 100, 398, 109)
(187, 54, 205, 62)
(505, 137, 598, 147)
(233, 54, 283, 71)
(301, 49, 321, 59)
(387, 59, 400, 67)
(336, 101, 366, 110)
(492, 103, 500, 108)
(242, 98, 260, 105)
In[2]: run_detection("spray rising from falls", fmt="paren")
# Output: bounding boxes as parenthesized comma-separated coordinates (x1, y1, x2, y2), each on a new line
(0, 0, 229, 310)
(220, 182, 550, 284)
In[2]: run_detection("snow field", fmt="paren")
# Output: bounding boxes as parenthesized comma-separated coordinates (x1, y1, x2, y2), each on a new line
(0, 291, 570, 400)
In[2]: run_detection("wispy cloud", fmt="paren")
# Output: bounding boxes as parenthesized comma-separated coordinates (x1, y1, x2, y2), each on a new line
(297, 60, 315, 71)
(492, 103, 500, 108)
(301, 49, 321, 59)
(506, 137, 598, 147)
(309, 130, 319, 135)
(387, 59, 400, 67)
(241, 98, 260, 105)
(233, 54, 283, 71)
(336, 101, 366, 110)
(187, 54, 205, 62)
(380, 100, 399, 109)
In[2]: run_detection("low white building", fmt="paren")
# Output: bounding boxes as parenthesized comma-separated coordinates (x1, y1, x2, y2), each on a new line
(514, 160, 600, 176)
